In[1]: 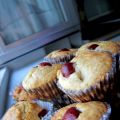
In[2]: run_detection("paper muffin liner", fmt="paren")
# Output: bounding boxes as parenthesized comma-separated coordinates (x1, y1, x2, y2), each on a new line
(28, 79, 73, 108)
(43, 54, 75, 64)
(34, 100, 54, 120)
(100, 103, 111, 120)
(57, 55, 117, 102)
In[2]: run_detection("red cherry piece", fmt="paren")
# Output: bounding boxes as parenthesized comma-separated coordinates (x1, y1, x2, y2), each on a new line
(59, 48, 70, 52)
(62, 107, 81, 120)
(88, 44, 99, 50)
(38, 109, 48, 118)
(40, 62, 52, 66)
(61, 63, 75, 77)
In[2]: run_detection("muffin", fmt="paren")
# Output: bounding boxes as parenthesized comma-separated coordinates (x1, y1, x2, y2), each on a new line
(76, 41, 120, 72)
(77, 41, 120, 93)
(22, 62, 72, 107)
(57, 51, 116, 102)
(77, 41, 120, 68)
(2, 101, 48, 120)
(51, 101, 111, 120)
(76, 41, 120, 55)
(44, 48, 77, 64)
(13, 85, 39, 101)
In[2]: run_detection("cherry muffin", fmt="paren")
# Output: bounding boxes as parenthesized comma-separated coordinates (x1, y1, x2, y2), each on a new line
(51, 101, 111, 120)
(2, 101, 48, 120)
(22, 62, 72, 106)
(57, 51, 116, 102)
(77, 41, 120, 93)
(76, 41, 120, 55)
(44, 48, 77, 64)
(76, 41, 120, 72)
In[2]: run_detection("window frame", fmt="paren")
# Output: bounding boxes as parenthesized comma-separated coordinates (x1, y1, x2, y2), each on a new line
(0, 0, 80, 65)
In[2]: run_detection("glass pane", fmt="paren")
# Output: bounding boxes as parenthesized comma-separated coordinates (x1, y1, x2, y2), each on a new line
(84, 0, 112, 20)
(0, 0, 65, 45)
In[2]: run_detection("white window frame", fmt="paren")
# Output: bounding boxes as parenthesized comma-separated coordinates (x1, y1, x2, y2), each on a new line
(0, 0, 80, 65)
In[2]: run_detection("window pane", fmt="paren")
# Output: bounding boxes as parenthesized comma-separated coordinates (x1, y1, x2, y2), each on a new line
(84, 0, 112, 20)
(0, 0, 65, 45)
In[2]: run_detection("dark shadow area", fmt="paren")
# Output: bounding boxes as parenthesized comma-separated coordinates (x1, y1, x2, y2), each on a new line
(76, 0, 120, 40)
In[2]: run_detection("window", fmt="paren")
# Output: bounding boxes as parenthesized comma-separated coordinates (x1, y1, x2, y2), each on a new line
(0, 0, 80, 65)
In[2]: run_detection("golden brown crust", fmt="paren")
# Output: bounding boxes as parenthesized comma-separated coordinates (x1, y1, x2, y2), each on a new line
(51, 101, 108, 120)
(45, 49, 77, 58)
(13, 85, 39, 101)
(76, 41, 120, 56)
(2, 101, 44, 120)
(22, 64, 61, 90)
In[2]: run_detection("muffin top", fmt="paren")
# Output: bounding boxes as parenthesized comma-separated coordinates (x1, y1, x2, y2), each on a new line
(2, 101, 47, 120)
(13, 85, 39, 101)
(76, 41, 120, 56)
(57, 51, 114, 92)
(52, 101, 110, 120)
(45, 48, 77, 58)
(22, 62, 61, 90)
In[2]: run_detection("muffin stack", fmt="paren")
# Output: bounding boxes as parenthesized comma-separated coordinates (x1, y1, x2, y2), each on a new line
(53, 41, 120, 120)
(2, 48, 77, 120)
(57, 41, 120, 102)
(21, 49, 78, 106)
(2, 41, 120, 120)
